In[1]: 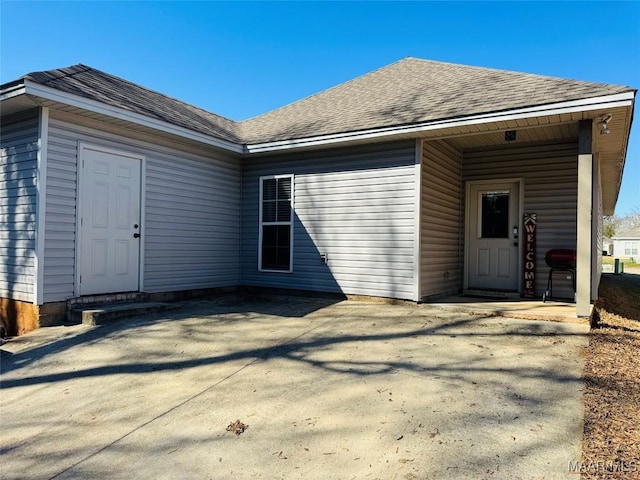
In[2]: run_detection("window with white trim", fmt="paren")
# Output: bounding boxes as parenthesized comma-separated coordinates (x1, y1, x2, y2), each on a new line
(259, 175, 293, 272)
(624, 241, 639, 257)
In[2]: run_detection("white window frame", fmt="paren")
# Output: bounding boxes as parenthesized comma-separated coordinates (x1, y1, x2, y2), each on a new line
(258, 174, 294, 273)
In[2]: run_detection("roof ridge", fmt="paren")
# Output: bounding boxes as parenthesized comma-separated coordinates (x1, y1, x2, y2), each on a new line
(34, 64, 93, 85)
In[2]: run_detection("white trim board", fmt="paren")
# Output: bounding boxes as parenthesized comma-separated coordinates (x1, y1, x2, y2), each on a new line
(6, 80, 633, 157)
(22, 81, 244, 154)
(413, 139, 423, 302)
(245, 93, 635, 153)
(34, 106, 49, 305)
(0, 84, 27, 101)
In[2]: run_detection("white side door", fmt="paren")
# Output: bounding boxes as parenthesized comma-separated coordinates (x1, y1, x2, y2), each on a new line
(467, 181, 520, 291)
(79, 146, 142, 295)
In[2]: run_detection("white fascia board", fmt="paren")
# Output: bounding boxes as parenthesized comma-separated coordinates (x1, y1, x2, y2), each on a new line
(0, 84, 27, 101)
(245, 92, 636, 154)
(21, 81, 244, 154)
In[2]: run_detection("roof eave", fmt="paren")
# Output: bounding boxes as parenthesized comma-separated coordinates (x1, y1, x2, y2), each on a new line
(244, 91, 636, 154)
(13, 80, 244, 154)
(0, 82, 27, 102)
(604, 102, 634, 216)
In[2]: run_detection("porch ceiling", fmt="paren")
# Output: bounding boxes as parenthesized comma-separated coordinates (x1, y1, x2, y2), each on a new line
(420, 105, 632, 215)
(444, 123, 579, 150)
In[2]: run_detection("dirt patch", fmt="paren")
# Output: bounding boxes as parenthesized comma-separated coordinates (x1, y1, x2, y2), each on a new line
(582, 273, 640, 478)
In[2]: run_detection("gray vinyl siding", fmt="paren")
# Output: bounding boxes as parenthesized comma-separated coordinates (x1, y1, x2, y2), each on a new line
(44, 117, 78, 301)
(241, 141, 418, 300)
(0, 110, 39, 302)
(462, 141, 578, 298)
(420, 140, 462, 298)
(44, 113, 241, 302)
(144, 149, 240, 291)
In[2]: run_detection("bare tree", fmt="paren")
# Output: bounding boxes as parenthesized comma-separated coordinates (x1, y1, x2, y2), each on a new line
(603, 206, 640, 238)
(603, 215, 619, 238)
(618, 206, 640, 231)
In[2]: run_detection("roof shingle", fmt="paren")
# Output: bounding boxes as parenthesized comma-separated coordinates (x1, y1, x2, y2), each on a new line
(5, 58, 634, 145)
(20, 64, 243, 143)
(240, 57, 633, 143)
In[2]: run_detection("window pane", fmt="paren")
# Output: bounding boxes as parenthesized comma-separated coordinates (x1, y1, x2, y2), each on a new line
(262, 201, 276, 222)
(276, 199, 291, 222)
(261, 225, 291, 270)
(263, 179, 276, 201)
(481, 192, 509, 238)
(263, 224, 278, 244)
(277, 178, 291, 200)
(260, 176, 293, 272)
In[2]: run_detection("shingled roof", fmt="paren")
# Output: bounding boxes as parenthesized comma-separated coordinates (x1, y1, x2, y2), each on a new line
(13, 64, 243, 143)
(241, 57, 634, 143)
(5, 58, 634, 145)
(614, 227, 640, 238)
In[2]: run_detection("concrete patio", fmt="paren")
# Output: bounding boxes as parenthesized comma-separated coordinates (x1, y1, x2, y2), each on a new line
(0, 294, 589, 479)
(426, 296, 590, 323)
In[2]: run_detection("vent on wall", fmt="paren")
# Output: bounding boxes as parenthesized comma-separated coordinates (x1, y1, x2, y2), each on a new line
(505, 130, 517, 142)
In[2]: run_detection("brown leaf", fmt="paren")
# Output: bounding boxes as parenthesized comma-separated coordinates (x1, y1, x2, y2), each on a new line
(226, 419, 248, 436)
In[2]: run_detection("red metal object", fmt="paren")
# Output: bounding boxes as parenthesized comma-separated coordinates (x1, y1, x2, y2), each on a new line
(545, 249, 576, 269)
(543, 249, 577, 303)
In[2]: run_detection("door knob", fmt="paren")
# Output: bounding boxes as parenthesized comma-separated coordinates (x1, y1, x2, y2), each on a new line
(133, 233, 141, 238)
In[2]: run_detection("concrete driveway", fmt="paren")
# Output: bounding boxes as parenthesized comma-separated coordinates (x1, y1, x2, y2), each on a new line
(0, 294, 588, 480)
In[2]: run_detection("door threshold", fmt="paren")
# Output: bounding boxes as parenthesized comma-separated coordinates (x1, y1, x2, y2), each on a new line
(464, 289, 520, 300)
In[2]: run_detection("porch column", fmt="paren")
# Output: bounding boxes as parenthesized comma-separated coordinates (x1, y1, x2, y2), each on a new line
(576, 120, 593, 317)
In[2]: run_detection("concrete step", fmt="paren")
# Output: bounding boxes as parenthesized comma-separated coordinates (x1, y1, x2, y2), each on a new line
(464, 289, 520, 300)
(67, 292, 147, 309)
(71, 302, 176, 326)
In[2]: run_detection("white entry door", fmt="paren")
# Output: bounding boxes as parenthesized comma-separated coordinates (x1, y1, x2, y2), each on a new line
(467, 181, 520, 291)
(79, 146, 142, 295)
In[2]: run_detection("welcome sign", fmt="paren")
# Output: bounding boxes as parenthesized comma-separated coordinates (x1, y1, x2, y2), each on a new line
(523, 213, 537, 298)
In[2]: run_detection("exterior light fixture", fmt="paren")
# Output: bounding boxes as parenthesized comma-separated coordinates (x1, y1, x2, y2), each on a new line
(599, 114, 612, 135)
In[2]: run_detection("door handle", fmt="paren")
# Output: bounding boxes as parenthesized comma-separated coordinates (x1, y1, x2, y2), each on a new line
(133, 233, 141, 239)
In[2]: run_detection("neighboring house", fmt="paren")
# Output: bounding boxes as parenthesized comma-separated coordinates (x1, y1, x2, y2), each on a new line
(0, 58, 636, 334)
(612, 228, 640, 258)
(603, 237, 614, 256)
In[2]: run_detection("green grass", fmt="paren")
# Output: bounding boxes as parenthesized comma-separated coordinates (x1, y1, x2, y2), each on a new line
(602, 256, 640, 268)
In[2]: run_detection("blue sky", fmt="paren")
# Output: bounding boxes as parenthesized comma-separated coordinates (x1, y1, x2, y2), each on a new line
(2, 1, 639, 215)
